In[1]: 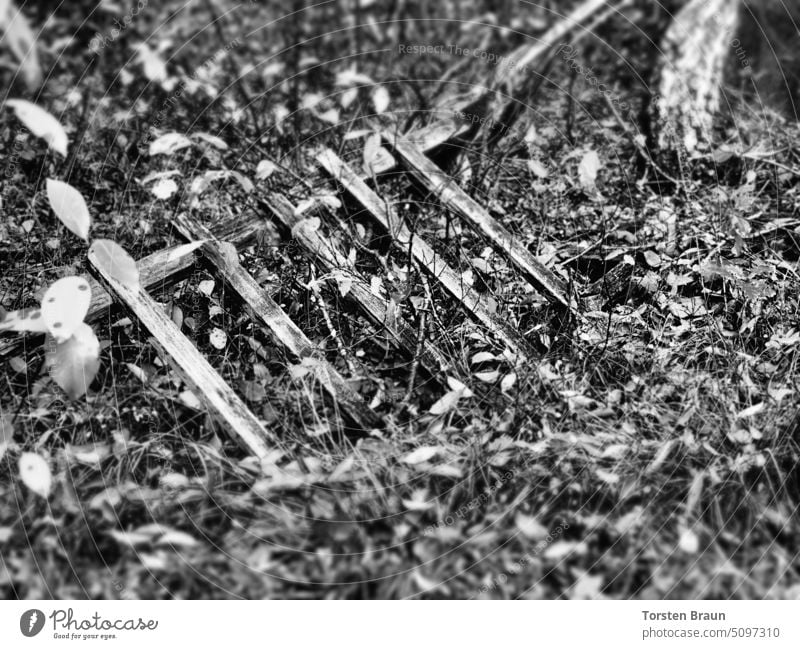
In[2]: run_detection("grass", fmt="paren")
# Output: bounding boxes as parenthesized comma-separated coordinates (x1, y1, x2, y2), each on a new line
(1, 0, 799, 599)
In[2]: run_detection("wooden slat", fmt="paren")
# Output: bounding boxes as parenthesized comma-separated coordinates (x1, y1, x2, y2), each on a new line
(260, 194, 452, 378)
(317, 149, 535, 362)
(88, 255, 275, 460)
(173, 212, 382, 432)
(384, 133, 576, 313)
(1, 214, 264, 361)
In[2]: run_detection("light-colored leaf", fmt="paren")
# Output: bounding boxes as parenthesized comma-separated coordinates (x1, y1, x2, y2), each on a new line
(209, 328, 227, 349)
(192, 132, 228, 150)
(6, 100, 66, 156)
(197, 280, 215, 296)
(89, 239, 140, 291)
(372, 85, 390, 113)
(46, 322, 100, 399)
(41, 276, 92, 343)
(643, 250, 661, 268)
(2, 5, 42, 90)
(470, 351, 498, 365)
(151, 178, 178, 199)
(577, 149, 601, 191)
(500, 372, 517, 393)
(527, 159, 549, 178)
(429, 389, 462, 415)
(736, 402, 765, 419)
(515, 513, 548, 540)
(46, 178, 90, 241)
(0, 307, 48, 334)
(402, 446, 443, 465)
(678, 527, 700, 554)
(157, 529, 199, 549)
(363, 132, 381, 175)
(446, 376, 474, 397)
(255, 159, 277, 180)
(18, 452, 51, 498)
(149, 132, 192, 157)
(135, 42, 168, 84)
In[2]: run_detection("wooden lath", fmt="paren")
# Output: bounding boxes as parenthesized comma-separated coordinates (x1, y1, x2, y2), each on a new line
(0, 213, 265, 362)
(316, 148, 536, 362)
(260, 193, 453, 379)
(384, 132, 577, 313)
(173, 212, 381, 432)
(88, 253, 276, 461)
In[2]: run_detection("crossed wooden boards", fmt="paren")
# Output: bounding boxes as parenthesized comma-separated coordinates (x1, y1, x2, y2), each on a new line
(83, 133, 576, 459)
(5, 0, 624, 458)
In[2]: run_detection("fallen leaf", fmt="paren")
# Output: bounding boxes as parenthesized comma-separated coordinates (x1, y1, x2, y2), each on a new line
(578, 149, 601, 191)
(515, 513, 548, 540)
(372, 85, 390, 113)
(149, 132, 192, 156)
(678, 527, 700, 554)
(157, 530, 198, 549)
(41, 276, 92, 343)
(0, 307, 49, 334)
(6, 100, 67, 156)
(135, 42, 168, 85)
(2, 8, 41, 90)
(643, 250, 661, 268)
(209, 328, 227, 349)
(402, 446, 443, 465)
(527, 159, 549, 178)
(429, 390, 462, 415)
(18, 452, 51, 498)
(151, 178, 178, 199)
(46, 178, 90, 241)
(89, 239, 140, 291)
(255, 159, 277, 180)
(736, 402, 764, 419)
(192, 132, 228, 150)
(500, 372, 517, 393)
(46, 322, 100, 399)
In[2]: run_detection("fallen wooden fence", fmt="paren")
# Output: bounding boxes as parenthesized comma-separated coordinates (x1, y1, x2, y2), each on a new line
(1, 3, 632, 459)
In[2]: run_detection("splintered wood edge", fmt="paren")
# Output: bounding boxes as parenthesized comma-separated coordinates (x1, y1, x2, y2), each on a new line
(173, 212, 382, 431)
(88, 252, 275, 460)
(316, 148, 535, 362)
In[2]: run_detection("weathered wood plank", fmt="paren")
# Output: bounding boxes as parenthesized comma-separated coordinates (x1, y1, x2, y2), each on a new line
(384, 133, 577, 313)
(173, 212, 382, 431)
(87, 254, 275, 460)
(317, 148, 535, 362)
(1, 214, 264, 361)
(260, 194, 452, 379)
